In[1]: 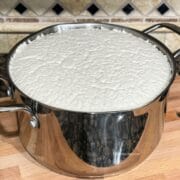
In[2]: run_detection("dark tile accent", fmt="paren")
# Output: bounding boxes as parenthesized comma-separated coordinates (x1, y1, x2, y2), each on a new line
(41, 18, 74, 23)
(52, 4, 64, 15)
(145, 18, 177, 22)
(87, 4, 99, 15)
(157, 3, 169, 15)
(111, 18, 142, 22)
(122, 4, 134, 15)
(76, 18, 109, 23)
(6, 18, 39, 22)
(14, 3, 27, 14)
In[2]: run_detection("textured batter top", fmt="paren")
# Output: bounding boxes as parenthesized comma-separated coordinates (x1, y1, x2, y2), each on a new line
(9, 28, 172, 112)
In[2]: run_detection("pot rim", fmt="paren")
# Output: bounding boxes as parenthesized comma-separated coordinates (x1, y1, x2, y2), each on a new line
(7, 22, 176, 114)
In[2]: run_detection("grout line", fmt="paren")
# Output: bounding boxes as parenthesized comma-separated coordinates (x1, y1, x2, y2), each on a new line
(1, 17, 179, 22)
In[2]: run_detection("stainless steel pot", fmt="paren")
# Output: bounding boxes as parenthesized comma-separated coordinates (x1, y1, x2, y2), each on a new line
(0, 23, 180, 178)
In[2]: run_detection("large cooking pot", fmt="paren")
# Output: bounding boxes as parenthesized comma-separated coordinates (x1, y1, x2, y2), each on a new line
(0, 23, 180, 178)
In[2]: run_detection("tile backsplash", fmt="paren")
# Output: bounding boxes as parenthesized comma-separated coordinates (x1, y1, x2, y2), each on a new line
(0, 0, 179, 22)
(0, 0, 179, 53)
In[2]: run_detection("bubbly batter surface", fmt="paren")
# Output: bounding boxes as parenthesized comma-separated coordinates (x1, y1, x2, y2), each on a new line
(9, 28, 172, 112)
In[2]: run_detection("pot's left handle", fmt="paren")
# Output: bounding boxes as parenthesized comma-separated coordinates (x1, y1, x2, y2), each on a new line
(0, 77, 39, 128)
(0, 104, 40, 128)
(0, 75, 13, 98)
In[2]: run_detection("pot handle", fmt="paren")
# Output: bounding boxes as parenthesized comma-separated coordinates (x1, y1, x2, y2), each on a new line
(0, 56, 40, 128)
(0, 76, 39, 128)
(142, 23, 180, 34)
(0, 76, 13, 98)
(143, 23, 180, 72)
(0, 104, 40, 128)
(143, 24, 180, 118)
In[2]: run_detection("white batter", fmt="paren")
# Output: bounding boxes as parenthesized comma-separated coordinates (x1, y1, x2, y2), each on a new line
(9, 28, 172, 112)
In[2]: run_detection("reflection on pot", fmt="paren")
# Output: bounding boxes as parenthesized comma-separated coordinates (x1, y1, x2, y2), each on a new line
(55, 111, 148, 167)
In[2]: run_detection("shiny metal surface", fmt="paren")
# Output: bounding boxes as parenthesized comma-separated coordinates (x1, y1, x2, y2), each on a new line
(143, 23, 180, 114)
(16, 93, 165, 177)
(142, 23, 180, 34)
(174, 50, 180, 74)
(0, 23, 179, 178)
(0, 54, 13, 98)
(173, 49, 180, 59)
(0, 104, 39, 128)
(0, 76, 12, 97)
(54, 110, 148, 167)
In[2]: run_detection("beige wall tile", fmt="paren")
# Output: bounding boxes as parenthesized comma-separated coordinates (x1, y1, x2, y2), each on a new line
(60, 0, 91, 16)
(0, 33, 28, 53)
(96, 0, 127, 15)
(0, 23, 56, 32)
(167, 0, 180, 15)
(150, 32, 166, 44)
(0, 34, 11, 53)
(44, 9, 72, 17)
(7, 34, 27, 50)
(114, 7, 142, 17)
(23, 0, 55, 15)
(165, 32, 180, 52)
(8, 9, 36, 17)
(78, 10, 93, 17)
(132, 0, 161, 15)
(0, 0, 17, 14)
(0, 22, 179, 33)
(147, 7, 177, 17)
(80, 9, 107, 17)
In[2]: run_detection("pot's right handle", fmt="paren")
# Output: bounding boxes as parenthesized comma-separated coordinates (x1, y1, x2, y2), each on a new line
(144, 23, 180, 118)
(142, 23, 180, 34)
(143, 23, 180, 72)
(173, 49, 180, 75)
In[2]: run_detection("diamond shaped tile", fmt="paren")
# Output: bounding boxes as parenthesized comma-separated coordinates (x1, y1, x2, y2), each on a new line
(167, 0, 180, 15)
(23, 0, 55, 15)
(87, 4, 99, 15)
(147, 6, 176, 17)
(79, 6, 107, 17)
(122, 4, 134, 15)
(157, 3, 169, 15)
(8, 7, 36, 17)
(132, 0, 161, 15)
(0, 0, 17, 14)
(44, 3, 74, 19)
(96, 0, 126, 15)
(15, 3, 27, 14)
(52, 3, 64, 15)
(114, 5, 141, 18)
(60, 0, 91, 15)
